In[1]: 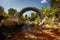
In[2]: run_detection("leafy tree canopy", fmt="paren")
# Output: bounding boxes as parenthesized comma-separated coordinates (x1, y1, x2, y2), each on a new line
(8, 8, 17, 16)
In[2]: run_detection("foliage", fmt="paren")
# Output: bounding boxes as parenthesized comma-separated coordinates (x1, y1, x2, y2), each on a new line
(30, 13, 35, 21)
(0, 6, 4, 15)
(0, 12, 10, 21)
(47, 17, 55, 26)
(30, 13, 38, 21)
(41, 7, 58, 18)
(0, 15, 4, 21)
(41, 7, 50, 16)
(8, 8, 17, 16)
(40, 6, 58, 26)
(0, 6, 59, 26)
(21, 13, 39, 21)
(21, 15, 28, 21)
(3, 13, 11, 19)
(51, 0, 60, 8)
(35, 17, 40, 25)
(50, 7, 58, 17)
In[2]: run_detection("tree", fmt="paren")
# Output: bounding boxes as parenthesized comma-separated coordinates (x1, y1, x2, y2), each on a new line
(40, 7, 58, 25)
(0, 6, 4, 15)
(41, 7, 50, 17)
(0, 12, 10, 21)
(35, 17, 40, 25)
(25, 14, 28, 20)
(50, 7, 58, 17)
(3, 13, 10, 19)
(0, 6, 5, 21)
(8, 8, 17, 16)
(30, 13, 37, 21)
(50, 0, 60, 20)
(41, 7, 58, 18)
(21, 15, 27, 21)
(50, 0, 60, 8)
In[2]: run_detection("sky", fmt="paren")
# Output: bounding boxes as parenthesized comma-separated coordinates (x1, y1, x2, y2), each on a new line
(0, 0, 50, 15)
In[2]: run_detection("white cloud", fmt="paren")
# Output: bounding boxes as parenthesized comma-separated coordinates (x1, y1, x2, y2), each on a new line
(41, 0, 47, 3)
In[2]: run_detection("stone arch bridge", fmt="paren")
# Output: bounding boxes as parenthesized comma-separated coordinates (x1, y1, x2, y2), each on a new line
(1, 7, 60, 40)
(1, 7, 44, 27)
(0, 7, 44, 40)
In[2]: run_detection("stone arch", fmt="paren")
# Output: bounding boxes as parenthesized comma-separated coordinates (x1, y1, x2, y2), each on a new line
(17, 7, 44, 21)
(4, 7, 44, 40)
(1, 7, 44, 27)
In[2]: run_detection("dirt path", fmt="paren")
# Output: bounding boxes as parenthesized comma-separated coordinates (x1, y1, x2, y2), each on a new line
(5, 26, 60, 40)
